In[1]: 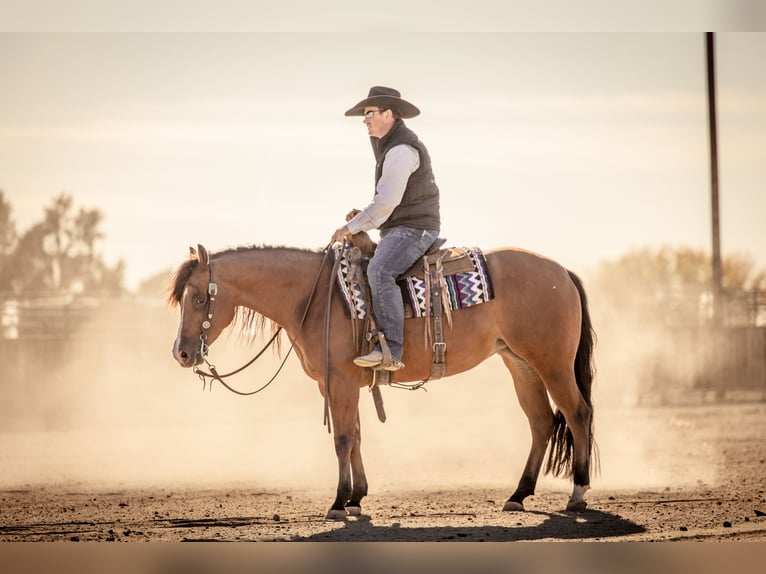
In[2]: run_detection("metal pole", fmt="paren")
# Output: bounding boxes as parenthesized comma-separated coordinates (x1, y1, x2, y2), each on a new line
(706, 32, 723, 326)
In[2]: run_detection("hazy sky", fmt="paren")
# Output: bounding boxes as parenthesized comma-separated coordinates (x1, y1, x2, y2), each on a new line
(1, 32, 764, 289)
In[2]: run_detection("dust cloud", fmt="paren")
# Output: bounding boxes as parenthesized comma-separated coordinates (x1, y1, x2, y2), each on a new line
(0, 295, 531, 494)
(1, 296, 335, 491)
(587, 283, 721, 490)
(0, 273, 721, 498)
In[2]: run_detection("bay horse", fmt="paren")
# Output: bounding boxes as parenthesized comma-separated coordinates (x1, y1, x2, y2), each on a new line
(169, 240, 596, 519)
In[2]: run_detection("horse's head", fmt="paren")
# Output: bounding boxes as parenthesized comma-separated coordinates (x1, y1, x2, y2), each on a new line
(169, 244, 237, 368)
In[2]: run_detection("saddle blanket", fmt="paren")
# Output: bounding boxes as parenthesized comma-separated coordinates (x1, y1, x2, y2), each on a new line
(334, 246, 495, 320)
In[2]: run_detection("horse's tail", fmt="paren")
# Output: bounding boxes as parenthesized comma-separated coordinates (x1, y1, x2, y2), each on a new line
(544, 270, 597, 478)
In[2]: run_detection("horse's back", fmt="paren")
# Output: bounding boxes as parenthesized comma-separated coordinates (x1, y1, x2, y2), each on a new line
(483, 247, 583, 364)
(485, 246, 575, 288)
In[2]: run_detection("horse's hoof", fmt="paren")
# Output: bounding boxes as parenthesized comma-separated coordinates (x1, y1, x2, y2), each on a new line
(566, 500, 588, 513)
(325, 508, 348, 521)
(346, 505, 362, 517)
(502, 501, 524, 512)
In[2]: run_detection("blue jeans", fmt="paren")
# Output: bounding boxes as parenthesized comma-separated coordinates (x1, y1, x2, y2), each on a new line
(367, 226, 440, 362)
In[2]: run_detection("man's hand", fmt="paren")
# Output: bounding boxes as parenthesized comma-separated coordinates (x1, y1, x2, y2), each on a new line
(345, 209, 361, 222)
(331, 225, 351, 244)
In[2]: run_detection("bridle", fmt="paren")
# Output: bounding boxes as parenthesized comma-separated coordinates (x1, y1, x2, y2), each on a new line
(193, 256, 285, 396)
(191, 245, 336, 407)
(197, 259, 220, 360)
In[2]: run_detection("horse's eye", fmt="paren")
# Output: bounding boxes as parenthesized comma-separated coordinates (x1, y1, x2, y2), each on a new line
(194, 296, 206, 306)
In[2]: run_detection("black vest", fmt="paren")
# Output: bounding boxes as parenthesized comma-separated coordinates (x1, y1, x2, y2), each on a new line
(372, 120, 440, 231)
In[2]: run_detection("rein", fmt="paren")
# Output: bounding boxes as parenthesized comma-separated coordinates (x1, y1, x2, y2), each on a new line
(194, 328, 285, 395)
(322, 246, 344, 432)
(193, 244, 334, 401)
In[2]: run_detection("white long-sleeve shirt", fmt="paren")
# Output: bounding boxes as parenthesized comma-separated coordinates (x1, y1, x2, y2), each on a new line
(346, 144, 420, 235)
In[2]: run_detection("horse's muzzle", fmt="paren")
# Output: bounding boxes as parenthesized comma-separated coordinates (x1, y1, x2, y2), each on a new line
(172, 339, 203, 368)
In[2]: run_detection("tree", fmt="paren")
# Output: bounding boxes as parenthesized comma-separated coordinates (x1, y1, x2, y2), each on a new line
(42, 193, 74, 291)
(0, 191, 17, 293)
(588, 246, 766, 406)
(0, 190, 15, 253)
(8, 193, 124, 296)
(589, 245, 766, 328)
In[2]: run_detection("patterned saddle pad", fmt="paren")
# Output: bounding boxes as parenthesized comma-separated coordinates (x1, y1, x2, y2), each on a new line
(334, 245, 495, 320)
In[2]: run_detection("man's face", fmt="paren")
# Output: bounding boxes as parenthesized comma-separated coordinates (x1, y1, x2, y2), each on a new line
(363, 107, 394, 138)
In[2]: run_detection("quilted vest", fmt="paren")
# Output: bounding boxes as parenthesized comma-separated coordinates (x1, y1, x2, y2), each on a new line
(372, 120, 440, 231)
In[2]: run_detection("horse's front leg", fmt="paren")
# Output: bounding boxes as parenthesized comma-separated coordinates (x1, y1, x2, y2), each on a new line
(325, 378, 361, 520)
(346, 411, 368, 516)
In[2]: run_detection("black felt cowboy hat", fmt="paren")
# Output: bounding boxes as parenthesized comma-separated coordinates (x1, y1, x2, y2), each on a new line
(344, 86, 420, 119)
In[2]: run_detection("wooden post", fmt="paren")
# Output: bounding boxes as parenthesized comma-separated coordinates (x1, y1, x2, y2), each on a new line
(706, 32, 723, 327)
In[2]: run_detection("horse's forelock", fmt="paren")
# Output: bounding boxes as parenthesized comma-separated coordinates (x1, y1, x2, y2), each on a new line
(167, 258, 200, 307)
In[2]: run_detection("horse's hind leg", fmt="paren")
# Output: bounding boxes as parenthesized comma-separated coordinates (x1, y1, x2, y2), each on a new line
(346, 411, 368, 516)
(499, 350, 555, 511)
(539, 368, 593, 512)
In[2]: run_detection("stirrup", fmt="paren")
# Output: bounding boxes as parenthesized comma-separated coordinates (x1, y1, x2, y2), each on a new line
(354, 350, 384, 368)
(374, 332, 399, 370)
(373, 359, 405, 372)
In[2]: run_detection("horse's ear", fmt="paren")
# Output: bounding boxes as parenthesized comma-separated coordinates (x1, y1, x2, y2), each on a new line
(189, 246, 197, 259)
(197, 244, 209, 266)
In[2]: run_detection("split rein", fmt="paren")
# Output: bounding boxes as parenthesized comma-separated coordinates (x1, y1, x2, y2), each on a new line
(193, 243, 337, 400)
(194, 327, 285, 396)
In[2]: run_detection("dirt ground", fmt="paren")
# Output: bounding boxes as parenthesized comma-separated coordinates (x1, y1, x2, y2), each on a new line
(1, 402, 764, 543)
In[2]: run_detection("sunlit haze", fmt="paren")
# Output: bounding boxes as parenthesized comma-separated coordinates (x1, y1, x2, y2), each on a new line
(2, 33, 764, 289)
(1, 30, 765, 496)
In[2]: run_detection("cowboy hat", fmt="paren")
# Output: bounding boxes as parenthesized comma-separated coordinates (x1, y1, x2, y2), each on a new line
(344, 86, 420, 119)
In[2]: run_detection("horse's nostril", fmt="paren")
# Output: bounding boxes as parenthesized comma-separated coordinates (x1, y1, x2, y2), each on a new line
(180, 350, 188, 360)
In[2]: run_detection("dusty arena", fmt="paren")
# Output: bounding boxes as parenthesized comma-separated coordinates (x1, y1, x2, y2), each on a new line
(0, 302, 763, 547)
(1, 408, 765, 542)
(1, 347, 764, 543)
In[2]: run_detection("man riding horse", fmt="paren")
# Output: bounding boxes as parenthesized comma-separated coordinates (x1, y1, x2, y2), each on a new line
(331, 86, 441, 372)
(172, 87, 596, 518)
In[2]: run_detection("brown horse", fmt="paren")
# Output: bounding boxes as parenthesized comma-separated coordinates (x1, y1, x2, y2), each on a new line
(169, 241, 596, 519)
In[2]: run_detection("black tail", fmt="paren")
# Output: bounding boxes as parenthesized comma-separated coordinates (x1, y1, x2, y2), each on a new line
(544, 270, 597, 477)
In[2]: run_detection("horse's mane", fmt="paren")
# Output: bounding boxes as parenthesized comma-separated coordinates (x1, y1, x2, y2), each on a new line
(167, 244, 323, 351)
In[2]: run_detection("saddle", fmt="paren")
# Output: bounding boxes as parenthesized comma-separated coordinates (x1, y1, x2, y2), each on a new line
(350, 233, 474, 286)
(343, 233, 479, 382)
(400, 241, 475, 282)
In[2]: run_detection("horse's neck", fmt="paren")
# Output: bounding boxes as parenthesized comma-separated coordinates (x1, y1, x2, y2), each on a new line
(218, 248, 324, 330)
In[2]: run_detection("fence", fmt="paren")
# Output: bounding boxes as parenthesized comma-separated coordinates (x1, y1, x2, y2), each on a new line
(2, 295, 766, 408)
(635, 325, 766, 405)
(0, 296, 176, 431)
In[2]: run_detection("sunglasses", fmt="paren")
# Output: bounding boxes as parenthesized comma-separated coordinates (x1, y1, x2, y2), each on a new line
(364, 109, 387, 119)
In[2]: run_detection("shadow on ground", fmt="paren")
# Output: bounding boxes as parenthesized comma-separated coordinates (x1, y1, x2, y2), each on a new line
(288, 509, 645, 542)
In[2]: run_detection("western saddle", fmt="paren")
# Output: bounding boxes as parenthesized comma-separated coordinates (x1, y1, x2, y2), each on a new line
(345, 232, 472, 386)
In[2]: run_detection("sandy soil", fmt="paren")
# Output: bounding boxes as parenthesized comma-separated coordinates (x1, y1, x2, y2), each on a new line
(1, 402, 764, 543)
